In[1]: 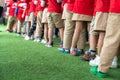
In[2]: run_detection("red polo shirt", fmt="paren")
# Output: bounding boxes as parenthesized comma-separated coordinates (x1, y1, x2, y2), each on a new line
(96, 0, 110, 13)
(109, 0, 120, 13)
(93, 0, 97, 16)
(67, 0, 75, 11)
(48, 0, 63, 13)
(17, 1, 27, 20)
(9, 2, 17, 16)
(36, 0, 45, 11)
(73, 0, 94, 16)
(29, 1, 36, 13)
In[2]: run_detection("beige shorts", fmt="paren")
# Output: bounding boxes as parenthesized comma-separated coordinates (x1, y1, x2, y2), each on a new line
(72, 13, 93, 21)
(94, 12, 109, 32)
(42, 8, 48, 23)
(89, 17, 99, 35)
(28, 12, 34, 21)
(47, 12, 64, 28)
(62, 3, 67, 20)
(25, 16, 29, 21)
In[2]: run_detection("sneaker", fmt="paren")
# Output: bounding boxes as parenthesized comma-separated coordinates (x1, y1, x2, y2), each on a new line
(90, 66, 107, 78)
(110, 56, 118, 68)
(6, 29, 12, 33)
(41, 39, 47, 44)
(25, 36, 31, 40)
(17, 32, 21, 36)
(22, 33, 27, 37)
(70, 50, 77, 56)
(58, 45, 63, 50)
(80, 51, 96, 61)
(34, 36, 41, 42)
(59, 48, 65, 53)
(89, 56, 118, 68)
(77, 49, 84, 55)
(89, 55, 100, 66)
(46, 42, 53, 47)
(59, 48, 70, 54)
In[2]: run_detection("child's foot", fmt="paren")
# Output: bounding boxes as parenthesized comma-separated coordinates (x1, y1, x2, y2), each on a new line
(34, 36, 41, 42)
(80, 50, 96, 61)
(90, 66, 107, 78)
(45, 42, 53, 47)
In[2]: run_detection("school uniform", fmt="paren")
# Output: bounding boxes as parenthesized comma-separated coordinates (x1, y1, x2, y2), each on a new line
(72, 0, 94, 21)
(47, 0, 64, 29)
(63, 0, 75, 50)
(98, 0, 120, 73)
(35, 0, 45, 38)
(6, 0, 17, 32)
(94, 0, 110, 32)
(17, 0, 27, 34)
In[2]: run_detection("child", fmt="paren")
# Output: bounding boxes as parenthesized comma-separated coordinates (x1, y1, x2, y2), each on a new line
(70, 0, 94, 56)
(41, 0, 49, 44)
(17, 0, 27, 36)
(80, 0, 98, 61)
(90, 0, 120, 78)
(89, 0, 117, 68)
(34, 0, 45, 42)
(6, 0, 17, 32)
(46, 0, 64, 47)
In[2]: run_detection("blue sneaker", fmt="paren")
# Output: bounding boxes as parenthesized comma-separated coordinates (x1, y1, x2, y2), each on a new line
(77, 49, 84, 55)
(59, 48, 70, 54)
(59, 48, 65, 53)
(64, 50, 70, 54)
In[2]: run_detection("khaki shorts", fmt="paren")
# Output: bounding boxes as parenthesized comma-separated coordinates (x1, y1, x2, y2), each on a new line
(42, 8, 48, 23)
(62, 3, 67, 20)
(72, 13, 93, 21)
(28, 12, 34, 21)
(25, 16, 29, 21)
(89, 17, 99, 35)
(47, 12, 64, 28)
(94, 12, 108, 32)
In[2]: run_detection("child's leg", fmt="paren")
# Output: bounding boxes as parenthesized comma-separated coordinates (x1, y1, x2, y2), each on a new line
(71, 21, 83, 49)
(63, 11, 75, 50)
(48, 27, 54, 43)
(98, 13, 120, 73)
(77, 25, 86, 54)
(34, 11, 43, 41)
(44, 23, 48, 42)
(97, 32, 105, 56)
(29, 12, 34, 27)
(6, 16, 14, 32)
(17, 20, 22, 35)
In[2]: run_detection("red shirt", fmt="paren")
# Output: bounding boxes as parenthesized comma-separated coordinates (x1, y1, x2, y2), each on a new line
(96, 0, 110, 13)
(25, 2, 30, 16)
(67, 0, 75, 11)
(44, 0, 48, 8)
(109, 0, 120, 13)
(17, 1, 27, 20)
(9, 2, 17, 16)
(73, 0, 94, 16)
(36, 0, 45, 11)
(29, 1, 37, 13)
(48, 0, 63, 13)
(93, 0, 97, 16)
(62, 0, 67, 6)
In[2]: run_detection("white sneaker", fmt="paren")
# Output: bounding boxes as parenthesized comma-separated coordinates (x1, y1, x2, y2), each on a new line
(25, 36, 31, 40)
(110, 56, 118, 68)
(41, 39, 47, 44)
(34, 37, 41, 42)
(89, 55, 100, 66)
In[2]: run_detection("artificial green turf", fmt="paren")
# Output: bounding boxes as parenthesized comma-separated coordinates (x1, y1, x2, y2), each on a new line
(0, 24, 120, 80)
